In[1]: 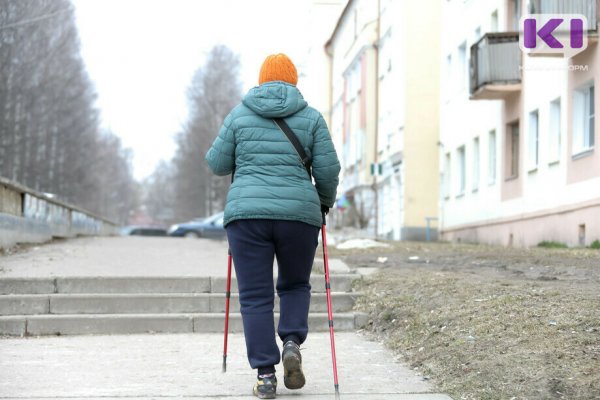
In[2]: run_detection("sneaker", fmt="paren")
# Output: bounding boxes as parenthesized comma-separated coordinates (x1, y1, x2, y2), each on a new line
(253, 374, 277, 399)
(282, 341, 305, 389)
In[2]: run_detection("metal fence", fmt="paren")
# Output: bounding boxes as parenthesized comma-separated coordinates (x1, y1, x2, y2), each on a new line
(537, 0, 599, 31)
(0, 176, 118, 249)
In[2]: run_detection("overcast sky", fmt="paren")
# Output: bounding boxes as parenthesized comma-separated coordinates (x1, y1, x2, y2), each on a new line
(72, 0, 315, 181)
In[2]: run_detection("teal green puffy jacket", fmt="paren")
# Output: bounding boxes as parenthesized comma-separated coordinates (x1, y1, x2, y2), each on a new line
(205, 81, 341, 228)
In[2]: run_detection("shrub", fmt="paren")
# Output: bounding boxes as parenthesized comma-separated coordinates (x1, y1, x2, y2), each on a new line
(590, 240, 600, 249)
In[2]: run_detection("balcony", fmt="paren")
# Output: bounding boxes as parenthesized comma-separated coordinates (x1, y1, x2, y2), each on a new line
(470, 33, 522, 100)
(534, 0, 599, 35)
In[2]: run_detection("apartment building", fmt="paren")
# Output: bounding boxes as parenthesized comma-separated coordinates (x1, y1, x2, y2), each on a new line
(300, 0, 347, 115)
(325, 0, 441, 240)
(440, 0, 599, 247)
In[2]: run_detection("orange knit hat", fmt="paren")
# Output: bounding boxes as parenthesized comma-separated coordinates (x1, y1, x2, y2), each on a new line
(258, 53, 298, 86)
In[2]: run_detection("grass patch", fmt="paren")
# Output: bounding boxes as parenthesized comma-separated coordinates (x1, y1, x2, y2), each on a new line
(349, 242, 600, 400)
(537, 240, 568, 248)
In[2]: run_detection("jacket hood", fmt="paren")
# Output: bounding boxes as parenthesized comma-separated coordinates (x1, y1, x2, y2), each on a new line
(242, 81, 308, 118)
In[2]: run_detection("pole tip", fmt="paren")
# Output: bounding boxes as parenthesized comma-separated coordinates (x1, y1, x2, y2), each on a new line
(222, 355, 227, 373)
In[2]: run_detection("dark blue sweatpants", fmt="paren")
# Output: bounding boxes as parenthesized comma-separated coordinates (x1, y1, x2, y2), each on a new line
(226, 219, 320, 371)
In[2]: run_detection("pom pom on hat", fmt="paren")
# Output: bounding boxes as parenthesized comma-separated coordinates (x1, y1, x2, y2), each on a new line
(258, 53, 298, 86)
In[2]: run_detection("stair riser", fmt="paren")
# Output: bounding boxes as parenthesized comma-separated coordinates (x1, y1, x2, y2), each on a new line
(0, 313, 365, 336)
(0, 295, 49, 315)
(211, 275, 356, 294)
(0, 279, 55, 295)
(0, 293, 357, 315)
(0, 275, 359, 295)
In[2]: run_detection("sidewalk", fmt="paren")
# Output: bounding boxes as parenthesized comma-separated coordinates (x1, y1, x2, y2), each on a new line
(0, 236, 232, 277)
(0, 332, 451, 399)
(0, 236, 452, 399)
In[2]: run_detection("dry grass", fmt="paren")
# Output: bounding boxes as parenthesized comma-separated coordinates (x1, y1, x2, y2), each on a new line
(341, 241, 600, 400)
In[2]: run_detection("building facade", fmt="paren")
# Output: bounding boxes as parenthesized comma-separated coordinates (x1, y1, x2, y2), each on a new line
(325, 0, 441, 240)
(440, 0, 600, 247)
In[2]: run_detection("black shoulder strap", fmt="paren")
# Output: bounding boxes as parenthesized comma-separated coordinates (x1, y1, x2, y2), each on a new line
(272, 118, 312, 179)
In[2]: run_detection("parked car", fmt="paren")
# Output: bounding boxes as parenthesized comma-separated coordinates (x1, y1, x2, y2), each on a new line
(120, 225, 168, 237)
(168, 212, 226, 239)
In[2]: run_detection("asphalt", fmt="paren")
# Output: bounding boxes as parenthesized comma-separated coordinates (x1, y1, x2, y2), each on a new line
(0, 236, 453, 399)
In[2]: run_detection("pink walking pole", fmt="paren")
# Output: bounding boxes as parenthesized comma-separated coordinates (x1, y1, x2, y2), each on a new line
(222, 248, 232, 373)
(321, 211, 340, 399)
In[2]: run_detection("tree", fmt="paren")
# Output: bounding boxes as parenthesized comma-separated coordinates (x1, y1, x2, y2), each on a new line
(169, 45, 242, 221)
(142, 160, 176, 224)
(0, 0, 138, 224)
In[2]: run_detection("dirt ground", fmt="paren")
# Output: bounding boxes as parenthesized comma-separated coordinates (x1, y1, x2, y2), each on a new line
(331, 241, 600, 400)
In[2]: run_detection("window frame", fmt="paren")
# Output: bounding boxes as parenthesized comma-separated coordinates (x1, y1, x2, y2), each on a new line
(573, 82, 595, 158)
(506, 121, 520, 180)
(472, 136, 480, 191)
(457, 145, 466, 197)
(548, 97, 561, 164)
(488, 129, 497, 185)
(527, 109, 539, 172)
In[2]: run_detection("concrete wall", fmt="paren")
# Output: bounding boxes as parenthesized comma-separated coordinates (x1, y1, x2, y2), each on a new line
(0, 177, 118, 249)
(442, 199, 600, 247)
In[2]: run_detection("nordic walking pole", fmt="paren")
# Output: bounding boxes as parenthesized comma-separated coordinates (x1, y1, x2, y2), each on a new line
(321, 209, 340, 399)
(222, 248, 232, 373)
(223, 168, 235, 373)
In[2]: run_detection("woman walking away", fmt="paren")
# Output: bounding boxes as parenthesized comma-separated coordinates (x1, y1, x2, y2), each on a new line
(205, 53, 340, 399)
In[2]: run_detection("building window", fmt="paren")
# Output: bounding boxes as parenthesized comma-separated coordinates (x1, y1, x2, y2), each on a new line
(506, 121, 520, 179)
(512, 0, 522, 31)
(473, 137, 480, 191)
(528, 0, 540, 13)
(573, 82, 595, 156)
(488, 129, 497, 184)
(353, 9, 358, 40)
(528, 109, 539, 171)
(474, 26, 482, 42)
(443, 153, 451, 199)
(457, 146, 466, 196)
(549, 98, 561, 163)
(446, 54, 453, 96)
(458, 42, 467, 91)
(491, 10, 499, 32)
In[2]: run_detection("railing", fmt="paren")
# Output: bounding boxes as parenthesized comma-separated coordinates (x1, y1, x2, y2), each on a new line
(0, 176, 118, 249)
(536, 0, 598, 32)
(470, 32, 522, 100)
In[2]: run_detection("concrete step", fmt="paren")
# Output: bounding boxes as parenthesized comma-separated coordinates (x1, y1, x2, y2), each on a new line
(0, 274, 360, 294)
(0, 292, 358, 315)
(0, 312, 368, 336)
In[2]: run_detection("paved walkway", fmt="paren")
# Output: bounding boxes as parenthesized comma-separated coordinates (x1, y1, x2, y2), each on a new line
(0, 236, 452, 399)
(0, 332, 450, 399)
(0, 236, 231, 277)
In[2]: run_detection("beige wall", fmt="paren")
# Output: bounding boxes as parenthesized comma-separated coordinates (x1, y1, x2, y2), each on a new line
(402, 0, 441, 228)
(442, 198, 600, 247)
